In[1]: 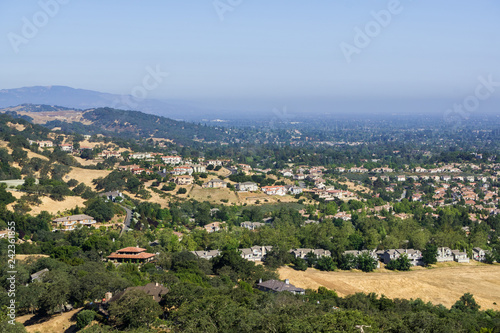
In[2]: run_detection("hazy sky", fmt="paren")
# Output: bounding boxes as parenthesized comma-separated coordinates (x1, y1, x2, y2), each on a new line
(1, 0, 499, 113)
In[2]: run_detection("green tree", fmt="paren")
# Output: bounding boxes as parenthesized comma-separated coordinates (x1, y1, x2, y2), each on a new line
(452, 293, 480, 313)
(315, 256, 336, 271)
(422, 244, 438, 266)
(109, 289, 162, 328)
(356, 252, 378, 272)
(386, 254, 411, 271)
(76, 310, 96, 330)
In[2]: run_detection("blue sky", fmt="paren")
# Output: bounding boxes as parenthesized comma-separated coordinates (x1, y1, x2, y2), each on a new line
(1, 0, 499, 113)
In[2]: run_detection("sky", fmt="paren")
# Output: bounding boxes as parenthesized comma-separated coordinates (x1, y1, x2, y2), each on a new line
(1, 0, 499, 115)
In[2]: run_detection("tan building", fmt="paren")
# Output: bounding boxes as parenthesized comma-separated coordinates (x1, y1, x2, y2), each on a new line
(52, 214, 96, 231)
(202, 179, 228, 188)
(173, 175, 194, 185)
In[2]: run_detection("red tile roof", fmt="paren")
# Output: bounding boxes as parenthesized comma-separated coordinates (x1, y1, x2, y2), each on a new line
(117, 247, 147, 253)
(107, 252, 156, 260)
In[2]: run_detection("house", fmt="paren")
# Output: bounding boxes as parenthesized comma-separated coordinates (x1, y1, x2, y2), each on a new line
(236, 182, 259, 192)
(334, 212, 352, 221)
(261, 185, 287, 196)
(107, 247, 156, 264)
(396, 175, 406, 182)
(436, 247, 453, 262)
(99, 191, 123, 202)
(204, 222, 225, 233)
(286, 185, 303, 195)
(383, 249, 423, 266)
(31, 268, 49, 282)
(240, 221, 266, 230)
(29, 140, 53, 148)
(173, 175, 194, 185)
(59, 144, 73, 152)
(202, 179, 228, 189)
(290, 248, 331, 259)
(191, 250, 220, 260)
(239, 246, 273, 261)
(451, 250, 469, 263)
(256, 279, 305, 295)
(472, 247, 486, 262)
(107, 283, 168, 304)
(161, 155, 182, 165)
(52, 214, 97, 231)
(172, 166, 193, 175)
(207, 159, 223, 166)
(192, 164, 206, 173)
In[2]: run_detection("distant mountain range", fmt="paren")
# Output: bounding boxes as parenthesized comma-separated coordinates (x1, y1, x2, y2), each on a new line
(0, 86, 205, 120)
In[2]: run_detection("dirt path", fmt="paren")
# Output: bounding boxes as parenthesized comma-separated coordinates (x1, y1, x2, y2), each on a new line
(17, 308, 81, 333)
(278, 263, 500, 310)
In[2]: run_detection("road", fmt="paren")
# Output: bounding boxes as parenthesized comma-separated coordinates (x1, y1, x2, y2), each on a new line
(119, 205, 132, 236)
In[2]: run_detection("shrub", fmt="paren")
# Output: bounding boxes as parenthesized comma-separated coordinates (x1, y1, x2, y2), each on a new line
(76, 309, 96, 330)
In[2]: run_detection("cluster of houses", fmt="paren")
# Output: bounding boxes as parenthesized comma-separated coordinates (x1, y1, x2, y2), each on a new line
(190, 245, 473, 268)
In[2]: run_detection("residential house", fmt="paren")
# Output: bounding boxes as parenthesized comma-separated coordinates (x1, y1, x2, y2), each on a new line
(202, 179, 228, 188)
(59, 144, 73, 152)
(107, 283, 168, 304)
(240, 221, 266, 230)
(203, 222, 225, 233)
(290, 248, 331, 259)
(192, 164, 206, 173)
(31, 268, 49, 282)
(236, 182, 259, 192)
(286, 185, 303, 195)
(383, 249, 423, 266)
(451, 250, 469, 263)
(436, 247, 453, 262)
(29, 140, 53, 148)
(161, 155, 182, 165)
(52, 214, 97, 231)
(239, 246, 273, 261)
(472, 247, 486, 262)
(256, 279, 305, 295)
(261, 185, 287, 196)
(99, 191, 123, 202)
(173, 175, 194, 185)
(191, 250, 220, 260)
(107, 247, 156, 264)
(207, 159, 223, 166)
(334, 212, 352, 221)
(172, 166, 193, 175)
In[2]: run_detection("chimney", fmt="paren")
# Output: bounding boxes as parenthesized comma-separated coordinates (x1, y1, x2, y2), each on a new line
(259, 278, 262, 283)
(155, 282, 159, 287)
(285, 279, 289, 285)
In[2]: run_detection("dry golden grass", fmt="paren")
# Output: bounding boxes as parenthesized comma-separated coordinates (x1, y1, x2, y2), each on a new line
(66, 167, 111, 190)
(17, 308, 81, 333)
(278, 263, 500, 310)
(339, 180, 372, 194)
(7, 122, 26, 131)
(0, 140, 49, 161)
(6, 191, 86, 215)
(188, 185, 239, 205)
(15, 254, 49, 261)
